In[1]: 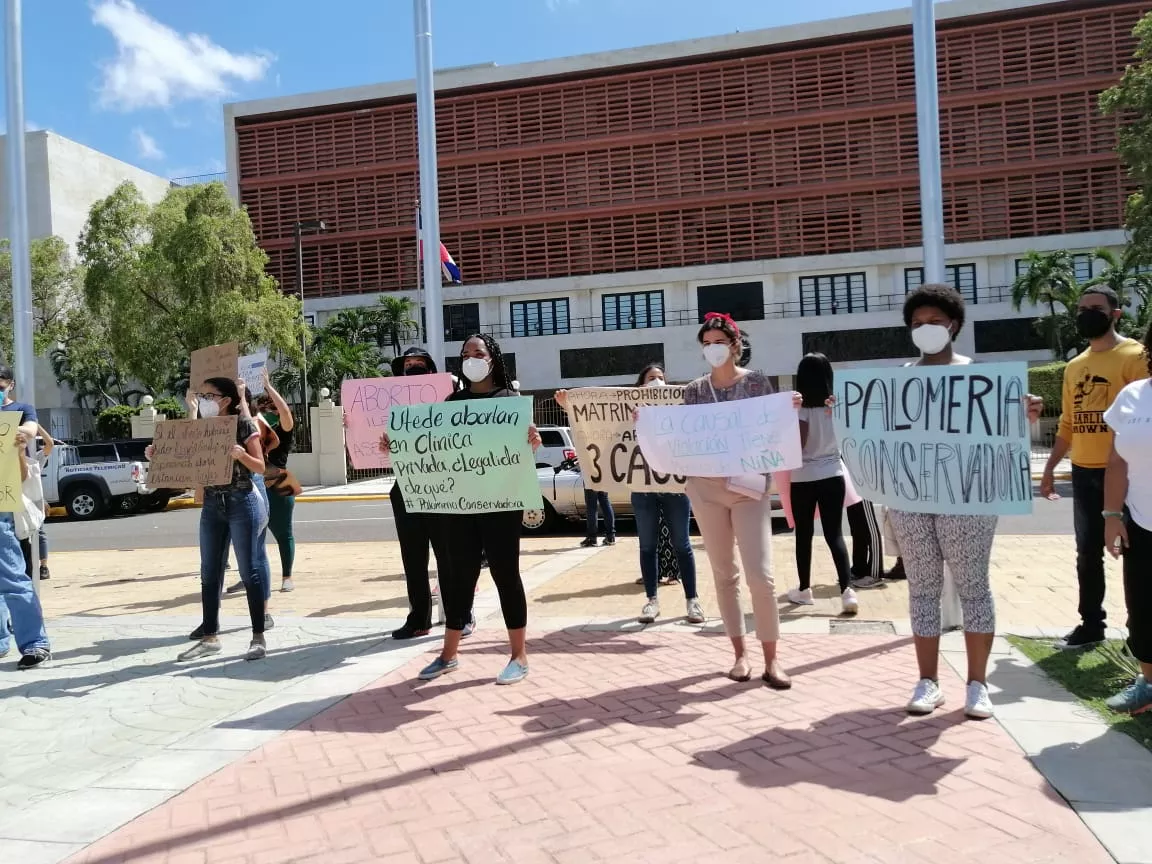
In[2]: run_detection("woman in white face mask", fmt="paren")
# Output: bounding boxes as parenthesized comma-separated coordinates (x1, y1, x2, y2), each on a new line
(895, 285, 1042, 721)
(682, 313, 800, 689)
(417, 334, 542, 686)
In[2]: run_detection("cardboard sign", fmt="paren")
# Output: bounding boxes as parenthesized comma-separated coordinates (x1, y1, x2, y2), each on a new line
(147, 416, 239, 487)
(388, 396, 538, 513)
(341, 374, 455, 469)
(0, 420, 25, 512)
(832, 362, 1033, 516)
(190, 342, 239, 392)
(566, 386, 687, 494)
(239, 350, 268, 396)
(636, 393, 803, 477)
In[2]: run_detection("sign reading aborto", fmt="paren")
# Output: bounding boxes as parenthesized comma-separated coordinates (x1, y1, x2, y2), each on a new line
(832, 362, 1033, 516)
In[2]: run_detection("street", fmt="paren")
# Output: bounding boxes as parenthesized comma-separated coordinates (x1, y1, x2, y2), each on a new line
(46, 481, 1077, 552)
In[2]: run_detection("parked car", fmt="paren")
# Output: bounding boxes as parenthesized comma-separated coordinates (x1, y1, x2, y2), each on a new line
(523, 457, 781, 534)
(534, 426, 577, 469)
(43, 439, 180, 519)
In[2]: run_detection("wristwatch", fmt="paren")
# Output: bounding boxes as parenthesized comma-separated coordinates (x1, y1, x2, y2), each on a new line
(1102, 510, 1125, 520)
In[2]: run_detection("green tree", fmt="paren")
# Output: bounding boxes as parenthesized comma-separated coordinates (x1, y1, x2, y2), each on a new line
(1101, 12, 1152, 262)
(272, 333, 386, 402)
(1085, 247, 1152, 333)
(49, 320, 145, 415)
(78, 181, 305, 392)
(324, 306, 381, 346)
(375, 296, 418, 355)
(1011, 250, 1083, 359)
(0, 235, 85, 360)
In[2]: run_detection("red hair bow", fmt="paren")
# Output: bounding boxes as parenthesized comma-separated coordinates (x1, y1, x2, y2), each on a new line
(704, 311, 739, 336)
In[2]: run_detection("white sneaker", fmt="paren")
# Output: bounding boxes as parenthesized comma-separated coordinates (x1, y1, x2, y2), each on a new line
(787, 587, 814, 605)
(686, 598, 705, 624)
(964, 681, 994, 720)
(841, 587, 859, 615)
(907, 678, 945, 715)
(280, 578, 295, 593)
(638, 599, 659, 624)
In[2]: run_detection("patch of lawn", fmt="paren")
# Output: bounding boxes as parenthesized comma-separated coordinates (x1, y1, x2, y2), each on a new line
(1005, 636, 1152, 752)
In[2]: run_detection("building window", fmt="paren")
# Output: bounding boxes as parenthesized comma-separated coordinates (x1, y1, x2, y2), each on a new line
(421, 303, 480, 342)
(510, 299, 570, 337)
(799, 273, 867, 316)
(696, 282, 764, 322)
(1071, 253, 1093, 283)
(603, 291, 664, 330)
(559, 343, 664, 379)
(904, 264, 977, 302)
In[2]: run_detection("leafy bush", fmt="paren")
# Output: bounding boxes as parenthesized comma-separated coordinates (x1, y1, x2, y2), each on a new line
(96, 405, 137, 440)
(1028, 362, 1067, 417)
(152, 397, 186, 419)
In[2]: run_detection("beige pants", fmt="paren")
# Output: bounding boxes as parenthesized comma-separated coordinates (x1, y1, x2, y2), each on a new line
(685, 477, 780, 643)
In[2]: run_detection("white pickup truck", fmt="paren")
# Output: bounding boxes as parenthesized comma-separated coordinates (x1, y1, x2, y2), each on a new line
(42, 440, 177, 520)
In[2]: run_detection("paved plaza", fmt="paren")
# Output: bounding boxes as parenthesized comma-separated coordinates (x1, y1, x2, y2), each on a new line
(1, 533, 1149, 863)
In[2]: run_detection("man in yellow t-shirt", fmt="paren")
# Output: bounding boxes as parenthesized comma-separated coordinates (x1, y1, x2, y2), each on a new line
(1041, 286, 1148, 649)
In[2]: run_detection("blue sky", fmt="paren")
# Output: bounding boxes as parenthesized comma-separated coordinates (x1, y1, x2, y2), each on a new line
(7, 0, 905, 180)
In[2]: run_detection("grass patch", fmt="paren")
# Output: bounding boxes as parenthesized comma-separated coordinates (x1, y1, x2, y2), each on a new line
(1005, 636, 1152, 751)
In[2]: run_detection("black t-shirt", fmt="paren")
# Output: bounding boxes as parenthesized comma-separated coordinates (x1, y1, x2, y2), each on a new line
(206, 416, 259, 493)
(266, 424, 294, 470)
(446, 387, 517, 402)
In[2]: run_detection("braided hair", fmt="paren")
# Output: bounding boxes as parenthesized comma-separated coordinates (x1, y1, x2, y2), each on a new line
(461, 333, 511, 390)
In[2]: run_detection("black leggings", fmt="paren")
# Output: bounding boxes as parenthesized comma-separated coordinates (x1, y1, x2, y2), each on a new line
(391, 488, 454, 631)
(442, 510, 527, 632)
(1123, 514, 1152, 664)
(792, 475, 852, 592)
(846, 499, 883, 582)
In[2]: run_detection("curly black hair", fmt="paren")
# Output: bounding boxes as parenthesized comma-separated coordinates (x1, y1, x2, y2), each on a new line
(460, 333, 511, 390)
(634, 362, 666, 386)
(902, 283, 966, 335)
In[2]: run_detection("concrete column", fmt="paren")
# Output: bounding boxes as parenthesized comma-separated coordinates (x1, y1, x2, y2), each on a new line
(311, 387, 348, 487)
(130, 396, 164, 439)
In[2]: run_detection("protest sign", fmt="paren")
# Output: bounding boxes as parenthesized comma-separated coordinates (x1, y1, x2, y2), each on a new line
(147, 416, 239, 487)
(342, 374, 455, 469)
(636, 393, 802, 477)
(0, 419, 25, 512)
(566, 386, 687, 495)
(239, 350, 268, 395)
(190, 342, 239, 391)
(388, 396, 538, 513)
(832, 362, 1033, 516)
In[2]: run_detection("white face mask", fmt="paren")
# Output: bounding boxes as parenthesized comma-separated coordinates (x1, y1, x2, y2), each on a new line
(702, 343, 731, 368)
(647, 378, 666, 387)
(198, 398, 221, 418)
(461, 357, 491, 383)
(911, 324, 952, 356)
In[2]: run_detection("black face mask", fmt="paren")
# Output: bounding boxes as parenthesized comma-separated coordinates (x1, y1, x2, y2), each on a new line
(404, 365, 429, 376)
(1076, 308, 1113, 340)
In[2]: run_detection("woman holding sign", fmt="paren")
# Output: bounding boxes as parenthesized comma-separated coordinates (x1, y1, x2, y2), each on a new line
(255, 369, 301, 594)
(893, 285, 1043, 719)
(418, 335, 541, 685)
(683, 313, 794, 689)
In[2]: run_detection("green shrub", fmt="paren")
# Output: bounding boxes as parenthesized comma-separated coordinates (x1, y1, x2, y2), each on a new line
(1028, 362, 1067, 417)
(96, 405, 136, 440)
(152, 397, 186, 419)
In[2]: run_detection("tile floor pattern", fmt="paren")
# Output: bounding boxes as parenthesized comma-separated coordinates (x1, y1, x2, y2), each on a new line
(67, 629, 1111, 864)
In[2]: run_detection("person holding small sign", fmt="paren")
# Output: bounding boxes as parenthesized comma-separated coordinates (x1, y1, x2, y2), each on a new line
(254, 369, 301, 593)
(892, 285, 1043, 719)
(417, 335, 541, 685)
(683, 313, 797, 689)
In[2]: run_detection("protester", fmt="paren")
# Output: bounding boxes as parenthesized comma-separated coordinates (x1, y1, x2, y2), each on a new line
(16, 428, 53, 583)
(417, 335, 540, 684)
(1041, 286, 1146, 650)
(0, 364, 51, 669)
(581, 488, 616, 548)
(846, 491, 884, 590)
(255, 369, 301, 594)
(681, 313, 793, 688)
(786, 353, 856, 615)
(158, 377, 269, 662)
(1101, 323, 1152, 716)
(384, 347, 473, 641)
(890, 285, 1042, 719)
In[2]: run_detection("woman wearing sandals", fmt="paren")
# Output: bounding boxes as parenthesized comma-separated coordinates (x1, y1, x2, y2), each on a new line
(681, 313, 796, 689)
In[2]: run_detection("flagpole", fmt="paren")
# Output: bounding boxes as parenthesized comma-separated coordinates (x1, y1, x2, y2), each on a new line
(415, 201, 425, 349)
(413, 0, 444, 367)
(913, 0, 945, 284)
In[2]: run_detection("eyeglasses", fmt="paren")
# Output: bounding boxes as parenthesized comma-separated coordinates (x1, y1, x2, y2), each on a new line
(196, 392, 223, 400)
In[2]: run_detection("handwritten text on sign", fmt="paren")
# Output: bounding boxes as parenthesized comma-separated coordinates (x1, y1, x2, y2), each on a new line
(239, 350, 268, 396)
(147, 417, 239, 488)
(832, 362, 1032, 516)
(341, 374, 455, 469)
(636, 393, 802, 477)
(388, 396, 539, 514)
(567, 386, 687, 494)
(0, 420, 25, 513)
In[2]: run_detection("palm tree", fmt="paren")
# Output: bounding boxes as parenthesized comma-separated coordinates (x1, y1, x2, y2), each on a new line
(1085, 247, 1152, 333)
(272, 336, 387, 401)
(324, 307, 381, 346)
(1011, 250, 1082, 359)
(375, 295, 419, 356)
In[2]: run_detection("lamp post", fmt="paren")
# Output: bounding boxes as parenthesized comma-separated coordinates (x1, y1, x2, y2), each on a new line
(294, 219, 326, 442)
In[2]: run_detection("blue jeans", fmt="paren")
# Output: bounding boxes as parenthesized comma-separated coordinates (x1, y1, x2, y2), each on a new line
(632, 492, 697, 600)
(0, 514, 49, 656)
(242, 474, 273, 602)
(584, 489, 615, 540)
(200, 488, 268, 635)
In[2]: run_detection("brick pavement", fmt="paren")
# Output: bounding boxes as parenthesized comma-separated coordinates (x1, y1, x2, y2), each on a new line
(66, 628, 1111, 864)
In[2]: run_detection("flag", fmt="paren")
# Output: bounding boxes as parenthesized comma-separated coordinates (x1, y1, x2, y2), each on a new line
(417, 206, 462, 284)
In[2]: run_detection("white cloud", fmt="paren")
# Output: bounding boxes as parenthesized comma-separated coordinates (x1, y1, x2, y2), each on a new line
(131, 127, 163, 160)
(92, 0, 273, 111)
